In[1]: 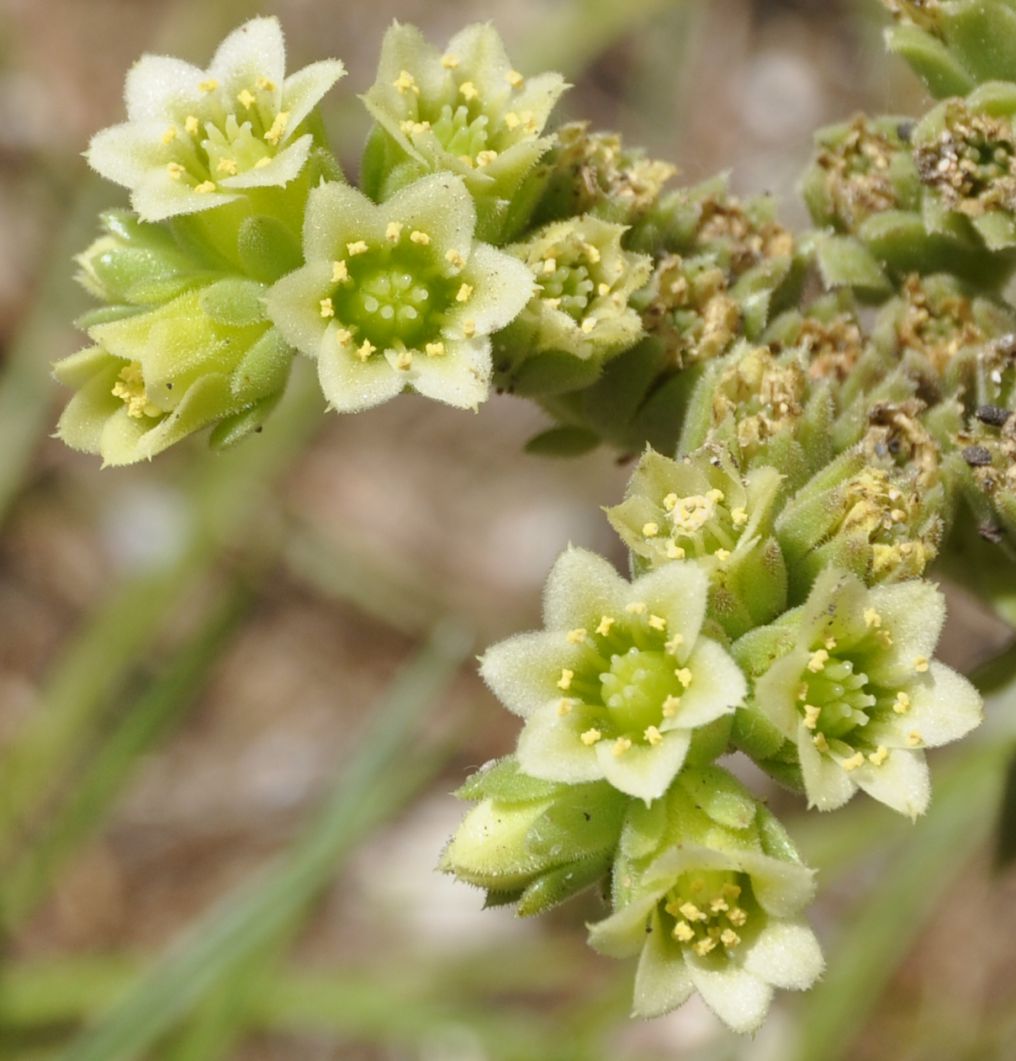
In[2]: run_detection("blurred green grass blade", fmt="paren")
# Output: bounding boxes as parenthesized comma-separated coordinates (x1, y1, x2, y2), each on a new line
(789, 736, 1014, 1061)
(994, 752, 1016, 869)
(61, 623, 470, 1061)
(0, 586, 251, 931)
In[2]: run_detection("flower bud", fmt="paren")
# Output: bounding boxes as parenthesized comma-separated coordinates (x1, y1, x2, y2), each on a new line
(953, 406, 1016, 546)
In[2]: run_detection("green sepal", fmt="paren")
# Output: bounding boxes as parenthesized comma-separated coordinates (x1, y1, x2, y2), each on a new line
(236, 216, 303, 283)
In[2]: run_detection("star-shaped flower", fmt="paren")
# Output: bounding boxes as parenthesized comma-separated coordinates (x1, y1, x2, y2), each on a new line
(264, 174, 533, 413)
(87, 17, 345, 221)
(480, 547, 747, 803)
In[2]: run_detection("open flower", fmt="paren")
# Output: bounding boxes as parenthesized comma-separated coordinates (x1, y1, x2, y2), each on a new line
(361, 22, 567, 241)
(87, 17, 345, 221)
(480, 547, 746, 803)
(589, 766, 822, 1031)
(265, 174, 532, 413)
(745, 568, 983, 818)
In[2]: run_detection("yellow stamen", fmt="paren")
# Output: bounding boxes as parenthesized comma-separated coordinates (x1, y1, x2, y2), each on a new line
(643, 522, 660, 538)
(557, 698, 573, 716)
(596, 615, 615, 637)
(720, 929, 741, 948)
(580, 728, 602, 746)
(693, 938, 717, 957)
(675, 668, 693, 689)
(542, 258, 557, 275)
(254, 156, 272, 168)
(907, 730, 924, 747)
(869, 745, 889, 766)
(506, 70, 525, 88)
(356, 339, 376, 361)
(893, 691, 911, 714)
(395, 350, 413, 371)
(864, 607, 882, 628)
(673, 921, 695, 942)
(476, 149, 498, 167)
(184, 115, 200, 135)
(665, 542, 686, 560)
(409, 230, 431, 245)
(194, 180, 216, 194)
(257, 76, 276, 92)
(445, 249, 465, 268)
(644, 725, 663, 746)
(598, 282, 611, 297)
(625, 601, 647, 615)
(425, 341, 445, 358)
(385, 221, 404, 242)
(458, 80, 478, 101)
(166, 162, 185, 180)
(319, 298, 335, 319)
(842, 751, 865, 772)
(216, 157, 238, 175)
(264, 110, 289, 145)
(331, 260, 349, 283)
(662, 695, 681, 719)
(199, 78, 218, 93)
(731, 507, 748, 527)
(664, 633, 684, 655)
(813, 732, 830, 753)
(663, 493, 679, 511)
(504, 111, 521, 130)
(441, 54, 459, 69)
(162, 127, 177, 144)
(727, 906, 748, 926)
(648, 614, 667, 632)
(580, 317, 597, 334)
(583, 243, 601, 263)
(393, 70, 419, 95)
(914, 656, 929, 673)
(612, 737, 632, 757)
(557, 668, 574, 691)
(462, 319, 476, 338)
(456, 283, 473, 303)
(335, 329, 353, 346)
(237, 88, 256, 109)
(566, 628, 587, 644)
(803, 704, 821, 730)
(714, 548, 731, 563)
(807, 649, 829, 673)
(346, 240, 369, 256)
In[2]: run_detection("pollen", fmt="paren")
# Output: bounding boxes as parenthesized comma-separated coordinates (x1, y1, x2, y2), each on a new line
(715, 548, 731, 563)
(237, 88, 256, 109)
(869, 745, 889, 766)
(662, 695, 681, 718)
(507, 69, 525, 88)
(907, 730, 924, 747)
(346, 240, 369, 256)
(583, 242, 601, 264)
(673, 921, 695, 943)
(393, 70, 419, 95)
(557, 698, 573, 716)
(642, 522, 660, 538)
(648, 614, 667, 632)
(914, 656, 930, 673)
(664, 633, 684, 655)
(598, 282, 611, 296)
(194, 180, 216, 194)
(731, 507, 748, 527)
(580, 728, 602, 746)
(111, 364, 160, 419)
(580, 317, 597, 333)
(331, 260, 349, 283)
(356, 339, 376, 361)
(199, 78, 219, 93)
(644, 725, 663, 746)
(727, 906, 748, 926)
(319, 298, 335, 318)
(803, 704, 822, 730)
(445, 249, 465, 268)
(842, 751, 865, 772)
(596, 615, 615, 636)
(541, 258, 557, 275)
(162, 126, 177, 144)
(663, 493, 679, 511)
(410, 230, 431, 245)
(504, 111, 521, 130)
(216, 157, 238, 175)
(166, 162, 185, 180)
(720, 928, 741, 948)
(385, 221, 404, 242)
(710, 896, 729, 913)
(625, 601, 647, 615)
(462, 319, 476, 337)
(476, 150, 498, 167)
(862, 607, 881, 627)
(257, 76, 276, 92)
(807, 649, 830, 673)
(665, 542, 686, 560)
(693, 938, 717, 957)
(893, 691, 911, 714)
(458, 80, 478, 101)
(675, 668, 693, 689)
(395, 350, 413, 371)
(679, 902, 705, 922)
(456, 283, 473, 303)
(612, 737, 632, 757)
(557, 668, 574, 690)
(184, 115, 200, 135)
(264, 110, 289, 145)
(824, 637, 838, 651)
(813, 732, 830, 753)
(335, 328, 353, 345)
(441, 53, 460, 69)
(566, 628, 587, 644)
(425, 341, 445, 358)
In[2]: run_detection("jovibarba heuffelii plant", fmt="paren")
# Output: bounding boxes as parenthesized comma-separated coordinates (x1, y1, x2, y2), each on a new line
(57, 6, 1016, 1036)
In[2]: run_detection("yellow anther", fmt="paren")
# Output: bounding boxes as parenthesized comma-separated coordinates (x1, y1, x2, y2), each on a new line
(662, 493, 679, 511)
(476, 149, 498, 167)
(644, 725, 663, 746)
(216, 157, 238, 175)
(714, 548, 731, 563)
(672, 921, 695, 943)
(395, 350, 413, 371)
(694, 938, 717, 957)
(566, 628, 587, 644)
(864, 608, 883, 628)
(612, 737, 632, 757)
(643, 522, 660, 538)
(385, 221, 404, 242)
(506, 69, 525, 88)
(346, 240, 369, 256)
(583, 242, 601, 263)
(679, 902, 705, 922)
(162, 126, 177, 144)
(557, 668, 574, 691)
(625, 601, 647, 615)
(254, 156, 272, 168)
(720, 928, 741, 948)
(331, 260, 349, 283)
(807, 649, 830, 673)
(824, 637, 838, 651)
(166, 162, 185, 180)
(813, 732, 830, 753)
(504, 111, 521, 130)
(458, 80, 478, 101)
(648, 614, 667, 632)
(264, 110, 289, 145)
(664, 633, 684, 655)
(914, 656, 929, 673)
(111, 364, 160, 419)
(907, 730, 924, 747)
(797, 683, 809, 702)
(456, 283, 473, 303)
(597, 282, 611, 297)
(731, 507, 748, 527)
(596, 615, 615, 636)
(893, 691, 911, 714)
(662, 695, 681, 718)
(237, 88, 256, 109)
(580, 317, 597, 334)
(257, 76, 277, 92)
(721, 883, 742, 900)
(803, 704, 821, 730)
(675, 668, 693, 689)
(706, 488, 725, 503)
(727, 906, 748, 926)
(356, 339, 376, 361)
(441, 53, 459, 69)
(543, 297, 562, 309)
(842, 751, 865, 772)
(335, 328, 353, 345)
(425, 341, 445, 358)
(556, 698, 573, 716)
(542, 258, 557, 275)
(462, 319, 476, 338)
(458, 154, 475, 168)
(194, 180, 216, 194)
(199, 78, 219, 93)
(869, 745, 889, 766)
(665, 542, 686, 560)
(409, 230, 431, 245)
(319, 298, 335, 319)
(184, 115, 200, 135)
(445, 249, 465, 268)
(393, 69, 419, 95)
(580, 728, 602, 746)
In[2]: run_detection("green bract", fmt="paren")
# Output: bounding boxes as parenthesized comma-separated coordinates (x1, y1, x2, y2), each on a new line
(86, 17, 345, 222)
(589, 767, 822, 1031)
(479, 547, 746, 803)
(264, 175, 533, 413)
(361, 22, 567, 242)
(740, 569, 983, 818)
(495, 215, 652, 395)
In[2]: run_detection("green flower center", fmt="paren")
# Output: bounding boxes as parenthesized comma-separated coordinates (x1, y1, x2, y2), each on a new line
(799, 651, 876, 741)
(599, 648, 681, 735)
(662, 871, 753, 957)
(537, 259, 596, 320)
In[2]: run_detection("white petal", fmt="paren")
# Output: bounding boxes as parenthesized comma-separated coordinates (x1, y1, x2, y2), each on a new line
(735, 851, 817, 917)
(282, 59, 346, 133)
(742, 919, 824, 990)
(595, 729, 691, 802)
(587, 893, 660, 958)
(459, 243, 534, 335)
(302, 181, 382, 263)
(671, 639, 746, 728)
(686, 956, 773, 1035)
(516, 702, 603, 784)
(316, 331, 404, 414)
(868, 662, 982, 749)
(220, 135, 311, 188)
(866, 580, 946, 686)
(131, 168, 239, 222)
(631, 562, 709, 659)
(797, 722, 856, 812)
(263, 262, 331, 357)
(409, 338, 490, 410)
(86, 121, 166, 189)
(479, 630, 582, 719)
(632, 908, 695, 1018)
(543, 547, 628, 630)
(383, 173, 475, 259)
(852, 747, 930, 819)
(209, 16, 286, 91)
(124, 55, 204, 121)
(752, 651, 808, 736)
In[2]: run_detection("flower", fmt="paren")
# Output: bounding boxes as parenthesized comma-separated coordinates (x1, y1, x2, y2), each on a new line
(87, 17, 345, 221)
(361, 22, 567, 242)
(744, 568, 983, 818)
(53, 279, 292, 464)
(589, 766, 822, 1031)
(440, 756, 628, 916)
(264, 174, 533, 413)
(494, 215, 652, 395)
(479, 547, 747, 803)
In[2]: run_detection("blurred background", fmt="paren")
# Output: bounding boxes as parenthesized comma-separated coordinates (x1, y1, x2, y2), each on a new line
(0, 0, 1015, 1058)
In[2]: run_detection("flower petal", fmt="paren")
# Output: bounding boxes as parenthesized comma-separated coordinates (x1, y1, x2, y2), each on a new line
(543, 547, 628, 630)
(686, 955, 773, 1035)
(867, 662, 983, 749)
(587, 893, 659, 959)
(851, 747, 930, 819)
(458, 243, 534, 334)
(632, 908, 695, 1018)
(263, 262, 332, 357)
(672, 638, 746, 728)
(220, 135, 311, 188)
(282, 58, 347, 134)
(383, 173, 476, 258)
(131, 167, 239, 222)
(742, 919, 824, 990)
(516, 701, 603, 784)
(735, 851, 817, 917)
(479, 630, 582, 718)
(408, 337, 491, 410)
(124, 55, 204, 121)
(797, 721, 856, 812)
(209, 16, 286, 92)
(595, 729, 691, 802)
(317, 327, 404, 413)
(865, 580, 946, 686)
(86, 121, 167, 189)
(302, 181, 383, 263)
(631, 561, 709, 660)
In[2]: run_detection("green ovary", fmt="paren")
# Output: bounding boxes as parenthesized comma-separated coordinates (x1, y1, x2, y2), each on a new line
(598, 647, 682, 736)
(538, 260, 596, 321)
(662, 871, 753, 956)
(800, 653, 877, 741)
